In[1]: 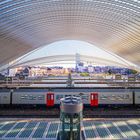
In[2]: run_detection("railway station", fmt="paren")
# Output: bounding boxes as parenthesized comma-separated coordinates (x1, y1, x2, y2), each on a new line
(0, 0, 140, 140)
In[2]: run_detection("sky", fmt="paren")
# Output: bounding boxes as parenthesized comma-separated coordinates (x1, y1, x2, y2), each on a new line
(14, 40, 134, 68)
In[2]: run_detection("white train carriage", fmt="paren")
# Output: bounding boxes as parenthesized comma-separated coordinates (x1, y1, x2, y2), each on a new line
(11, 91, 134, 107)
(52, 92, 133, 106)
(0, 92, 11, 104)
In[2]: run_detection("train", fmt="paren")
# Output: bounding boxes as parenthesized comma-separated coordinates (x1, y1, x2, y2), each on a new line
(0, 88, 140, 107)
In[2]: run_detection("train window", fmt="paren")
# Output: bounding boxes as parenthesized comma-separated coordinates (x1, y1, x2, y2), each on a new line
(109, 95, 116, 100)
(21, 96, 25, 99)
(117, 95, 123, 99)
(118, 97, 123, 101)
(118, 95, 124, 99)
(51, 95, 54, 100)
(29, 95, 33, 100)
(100, 96, 107, 100)
(38, 95, 44, 100)
(102, 98, 106, 100)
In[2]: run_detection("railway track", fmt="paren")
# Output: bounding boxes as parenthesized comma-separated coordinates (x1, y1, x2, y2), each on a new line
(1, 107, 140, 118)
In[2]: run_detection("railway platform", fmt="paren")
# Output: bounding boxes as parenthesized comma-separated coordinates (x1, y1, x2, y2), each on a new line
(0, 118, 140, 140)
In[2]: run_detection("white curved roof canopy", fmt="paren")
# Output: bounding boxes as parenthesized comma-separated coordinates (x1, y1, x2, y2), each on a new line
(0, 0, 140, 69)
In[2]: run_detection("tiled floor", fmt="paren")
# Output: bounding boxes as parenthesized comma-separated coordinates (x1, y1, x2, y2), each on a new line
(0, 120, 59, 140)
(0, 119, 140, 139)
(83, 119, 140, 140)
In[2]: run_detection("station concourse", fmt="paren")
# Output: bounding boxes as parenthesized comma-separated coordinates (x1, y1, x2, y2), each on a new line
(0, 0, 140, 140)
